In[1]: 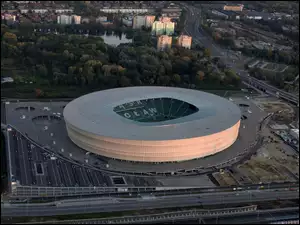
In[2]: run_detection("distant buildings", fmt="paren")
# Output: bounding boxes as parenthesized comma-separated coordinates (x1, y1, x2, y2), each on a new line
(100, 8, 149, 14)
(57, 15, 72, 24)
(96, 16, 108, 23)
(177, 35, 192, 49)
(290, 129, 299, 140)
(152, 21, 165, 35)
(145, 15, 155, 28)
(57, 15, 81, 25)
(133, 15, 146, 29)
(159, 16, 172, 23)
(157, 35, 172, 51)
(164, 21, 175, 35)
(1, 77, 14, 84)
(161, 4, 182, 19)
(1, 13, 16, 24)
(55, 9, 73, 14)
(152, 19, 175, 36)
(72, 15, 81, 24)
(131, 15, 156, 29)
(223, 4, 244, 12)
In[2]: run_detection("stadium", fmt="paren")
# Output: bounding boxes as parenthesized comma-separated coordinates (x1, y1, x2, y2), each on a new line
(63, 86, 241, 163)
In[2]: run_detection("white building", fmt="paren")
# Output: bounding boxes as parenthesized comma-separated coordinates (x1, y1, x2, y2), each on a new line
(32, 9, 48, 14)
(100, 8, 149, 14)
(290, 129, 299, 140)
(133, 15, 146, 29)
(57, 15, 72, 25)
(96, 16, 108, 23)
(55, 9, 74, 14)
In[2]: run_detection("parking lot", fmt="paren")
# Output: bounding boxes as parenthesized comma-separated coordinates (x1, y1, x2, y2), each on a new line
(4, 96, 267, 178)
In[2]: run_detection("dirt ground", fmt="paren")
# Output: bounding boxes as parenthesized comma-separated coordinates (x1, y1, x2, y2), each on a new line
(214, 97, 299, 186)
(212, 170, 238, 186)
(236, 141, 298, 184)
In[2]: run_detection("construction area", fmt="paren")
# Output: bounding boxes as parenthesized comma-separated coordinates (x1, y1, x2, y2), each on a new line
(212, 96, 299, 186)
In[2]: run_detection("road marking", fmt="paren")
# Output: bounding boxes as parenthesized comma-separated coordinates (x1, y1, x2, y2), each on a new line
(19, 134, 28, 185)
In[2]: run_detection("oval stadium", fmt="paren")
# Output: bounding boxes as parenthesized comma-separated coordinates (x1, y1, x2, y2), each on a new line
(63, 87, 241, 163)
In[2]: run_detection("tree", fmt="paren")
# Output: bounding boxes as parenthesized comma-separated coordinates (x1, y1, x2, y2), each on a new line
(36, 65, 48, 77)
(196, 71, 205, 81)
(204, 48, 211, 58)
(172, 74, 181, 84)
(119, 76, 131, 87)
(35, 88, 44, 98)
(3, 32, 17, 45)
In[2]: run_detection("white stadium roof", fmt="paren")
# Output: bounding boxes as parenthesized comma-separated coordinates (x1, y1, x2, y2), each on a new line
(63, 87, 241, 141)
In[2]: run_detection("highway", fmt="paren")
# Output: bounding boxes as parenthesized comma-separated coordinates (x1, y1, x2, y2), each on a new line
(1, 189, 299, 217)
(182, 3, 299, 105)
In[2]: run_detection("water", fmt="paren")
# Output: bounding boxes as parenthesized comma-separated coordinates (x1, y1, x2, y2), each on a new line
(100, 32, 132, 47)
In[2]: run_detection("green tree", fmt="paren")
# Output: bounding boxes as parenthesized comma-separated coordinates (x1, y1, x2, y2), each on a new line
(204, 48, 211, 58)
(119, 76, 131, 87)
(3, 32, 17, 45)
(36, 64, 48, 77)
(172, 74, 181, 84)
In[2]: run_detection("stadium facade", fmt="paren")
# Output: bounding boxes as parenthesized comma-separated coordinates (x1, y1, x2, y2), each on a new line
(63, 87, 241, 163)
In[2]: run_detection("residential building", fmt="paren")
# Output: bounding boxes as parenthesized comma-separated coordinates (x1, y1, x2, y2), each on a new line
(152, 21, 164, 35)
(157, 35, 172, 51)
(223, 4, 244, 12)
(32, 9, 48, 14)
(177, 35, 192, 49)
(145, 15, 155, 28)
(55, 9, 74, 14)
(1, 77, 14, 84)
(72, 15, 81, 24)
(290, 129, 299, 140)
(96, 16, 108, 23)
(2, 13, 16, 22)
(57, 15, 72, 24)
(133, 15, 145, 29)
(100, 8, 149, 14)
(164, 21, 175, 35)
(159, 16, 172, 23)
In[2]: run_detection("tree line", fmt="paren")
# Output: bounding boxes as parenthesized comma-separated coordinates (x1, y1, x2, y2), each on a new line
(1, 24, 241, 98)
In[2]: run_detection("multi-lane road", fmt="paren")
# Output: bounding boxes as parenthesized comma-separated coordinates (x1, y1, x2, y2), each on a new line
(1, 189, 299, 217)
(182, 3, 299, 105)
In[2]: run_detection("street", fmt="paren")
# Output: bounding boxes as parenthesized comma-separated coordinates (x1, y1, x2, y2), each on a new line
(1, 189, 298, 217)
(182, 3, 299, 104)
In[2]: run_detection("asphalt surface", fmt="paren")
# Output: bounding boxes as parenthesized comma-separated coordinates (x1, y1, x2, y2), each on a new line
(1, 189, 299, 217)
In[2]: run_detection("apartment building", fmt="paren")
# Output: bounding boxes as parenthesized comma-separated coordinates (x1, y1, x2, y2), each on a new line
(164, 21, 175, 35)
(133, 15, 145, 29)
(145, 15, 155, 28)
(177, 35, 192, 49)
(157, 35, 172, 51)
(57, 15, 72, 24)
(152, 21, 164, 35)
(223, 4, 244, 12)
(72, 15, 81, 24)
